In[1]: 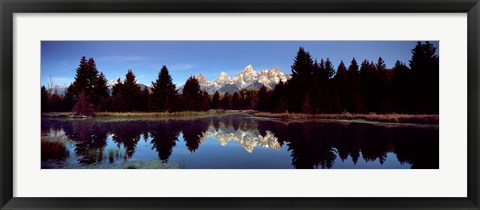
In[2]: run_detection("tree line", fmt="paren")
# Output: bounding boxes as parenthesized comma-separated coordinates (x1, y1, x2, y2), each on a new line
(41, 41, 438, 115)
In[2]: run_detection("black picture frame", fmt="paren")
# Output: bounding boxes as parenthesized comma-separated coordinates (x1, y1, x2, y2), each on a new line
(1, 0, 479, 209)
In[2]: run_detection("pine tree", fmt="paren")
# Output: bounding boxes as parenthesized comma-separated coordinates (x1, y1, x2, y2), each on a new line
(72, 56, 99, 110)
(376, 57, 390, 112)
(334, 61, 348, 112)
(288, 47, 315, 113)
(73, 57, 99, 98)
(231, 92, 241, 110)
(211, 91, 221, 109)
(270, 81, 288, 113)
(92, 72, 109, 108)
(48, 91, 63, 112)
(256, 86, 269, 112)
(390, 60, 412, 113)
(111, 78, 123, 97)
(376, 57, 387, 72)
(85, 58, 99, 96)
(323, 58, 335, 80)
(348, 57, 359, 80)
(409, 41, 439, 113)
(122, 70, 142, 111)
(72, 56, 89, 95)
(221, 92, 232, 109)
(139, 86, 150, 112)
(63, 83, 76, 112)
(41, 86, 49, 113)
(73, 92, 95, 116)
(347, 57, 365, 113)
(151, 66, 177, 111)
(199, 91, 211, 111)
(182, 76, 202, 111)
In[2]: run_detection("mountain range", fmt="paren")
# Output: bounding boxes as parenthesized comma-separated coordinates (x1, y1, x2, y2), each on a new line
(180, 64, 291, 94)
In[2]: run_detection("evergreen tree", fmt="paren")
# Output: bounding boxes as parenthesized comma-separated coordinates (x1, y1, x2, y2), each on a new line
(376, 57, 387, 72)
(211, 91, 221, 109)
(360, 60, 379, 112)
(73, 92, 95, 116)
(199, 91, 211, 111)
(48, 91, 63, 112)
(221, 92, 232, 109)
(139, 86, 150, 112)
(310, 60, 322, 113)
(334, 61, 348, 112)
(409, 41, 439, 113)
(243, 90, 255, 110)
(347, 57, 365, 113)
(390, 60, 412, 113)
(182, 76, 202, 111)
(322, 58, 335, 80)
(288, 47, 315, 112)
(269, 81, 288, 113)
(151, 66, 177, 111)
(122, 70, 142, 111)
(41, 86, 49, 113)
(256, 86, 269, 112)
(375, 57, 390, 112)
(73, 57, 99, 98)
(111, 78, 123, 97)
(63, 83, 76, 112)
(72, 56, 89, 95)
(92, 72, 109, 109)
(231, 92, 241, 110)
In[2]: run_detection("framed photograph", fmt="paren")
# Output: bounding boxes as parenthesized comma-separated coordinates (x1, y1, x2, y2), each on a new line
(1, 0, 479, 209)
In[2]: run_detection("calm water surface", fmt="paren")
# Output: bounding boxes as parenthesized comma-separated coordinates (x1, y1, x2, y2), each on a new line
(41, 114, 439, 169)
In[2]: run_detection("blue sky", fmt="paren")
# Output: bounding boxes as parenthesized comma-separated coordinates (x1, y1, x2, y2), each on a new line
(41, 41, 439, 87)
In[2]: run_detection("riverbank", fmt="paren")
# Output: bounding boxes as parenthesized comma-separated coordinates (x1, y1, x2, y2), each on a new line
(252, 112, 439, 124)
(42, 110, 438, 124)
(42, 110, 236, 119)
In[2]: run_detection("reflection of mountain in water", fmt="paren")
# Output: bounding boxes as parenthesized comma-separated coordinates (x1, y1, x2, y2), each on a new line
(41, 116, 439, 169)
(202, 126, 281, 153)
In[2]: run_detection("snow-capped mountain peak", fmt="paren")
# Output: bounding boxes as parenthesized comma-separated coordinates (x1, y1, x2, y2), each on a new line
(196, 73, 209, 84)
(180, 64, 291, 94)
(213, 72, 234, 85)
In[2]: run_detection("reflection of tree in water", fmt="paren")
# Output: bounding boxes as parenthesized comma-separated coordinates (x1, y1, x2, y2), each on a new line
(335, 124, 362, 165)
(391, 127, 439, 169)
(356, 124, 389, 164)
(149, 120, 181, 163)
(110, 121, 144, 158)
(69, 120, 108, 163)
(286, 123, 337, 169)
(181, 119, 209, 153)
(211, 118, 221, 132)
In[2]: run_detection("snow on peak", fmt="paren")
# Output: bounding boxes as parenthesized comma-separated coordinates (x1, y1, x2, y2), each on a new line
(196, 73, 208, 83)
(214, 72, 233, 85)
(179, 65, 291, 94)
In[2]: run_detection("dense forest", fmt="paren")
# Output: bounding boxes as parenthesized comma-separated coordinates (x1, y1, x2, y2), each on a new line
(41, 41, 439, 116)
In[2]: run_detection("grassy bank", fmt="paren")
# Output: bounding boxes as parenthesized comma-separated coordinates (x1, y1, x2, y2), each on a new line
(60, 160, 186, 169)
(42, 110, 438, 124)
(42, 109, 237, 119)
(252, 112, 439, 124)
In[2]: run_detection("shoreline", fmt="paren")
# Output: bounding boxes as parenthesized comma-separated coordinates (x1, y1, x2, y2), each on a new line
(252, 112, 439, 125)
(42, 110, 439, 125)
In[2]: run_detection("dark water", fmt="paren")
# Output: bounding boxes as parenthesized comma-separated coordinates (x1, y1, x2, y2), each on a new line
(41, 115, 439, 169)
